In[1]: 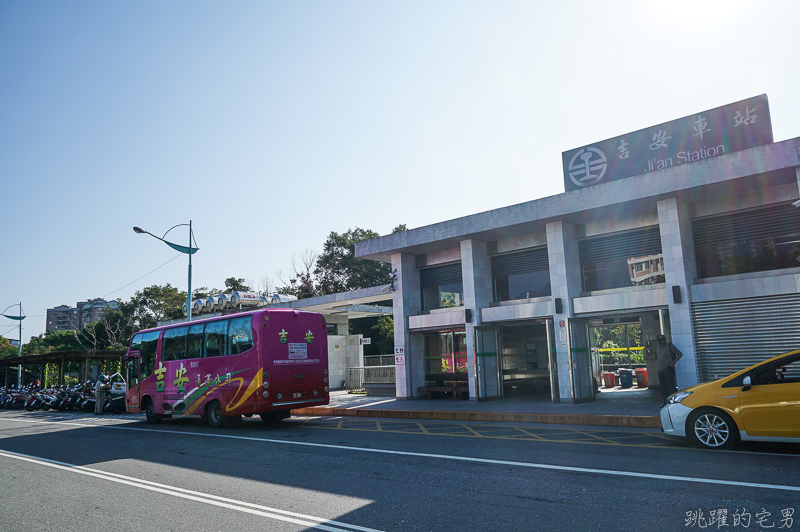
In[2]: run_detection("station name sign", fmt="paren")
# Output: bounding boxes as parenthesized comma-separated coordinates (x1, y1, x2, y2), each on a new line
(562, 95, 773, 192)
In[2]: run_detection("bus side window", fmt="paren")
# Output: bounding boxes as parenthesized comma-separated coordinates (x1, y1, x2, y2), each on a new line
(186, 324, 204, 359)
(140, 331, 160, 380)
(228, 316, 254, 355)
(162, 326, 189, 362)
(205, 320, 227, 358)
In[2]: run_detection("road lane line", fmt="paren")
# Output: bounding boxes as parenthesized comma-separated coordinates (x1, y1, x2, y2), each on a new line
(0, 449, 383, 532)
(345, 399, 395, 409)
(3, 417, 800, 493)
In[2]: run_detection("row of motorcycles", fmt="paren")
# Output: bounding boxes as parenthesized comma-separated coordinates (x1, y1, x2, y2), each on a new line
(0, 382, 125, 414)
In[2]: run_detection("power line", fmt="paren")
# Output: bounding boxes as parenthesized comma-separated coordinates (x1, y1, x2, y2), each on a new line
(102, 253, 184, 299)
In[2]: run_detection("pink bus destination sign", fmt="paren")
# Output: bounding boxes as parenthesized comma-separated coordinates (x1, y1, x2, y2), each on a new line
(562, 94, 773, 192)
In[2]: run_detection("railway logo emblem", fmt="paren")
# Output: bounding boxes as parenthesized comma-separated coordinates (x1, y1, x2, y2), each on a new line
(568, 147, 608, 188)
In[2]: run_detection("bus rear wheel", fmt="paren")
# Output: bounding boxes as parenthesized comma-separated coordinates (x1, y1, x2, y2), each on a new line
(206, 401, 223, 429)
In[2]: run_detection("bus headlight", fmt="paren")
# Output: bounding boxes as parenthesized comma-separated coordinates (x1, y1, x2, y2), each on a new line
(262, 391, 269, 398)
(312, 389, 318, 396)
(324, 368, 328, 375)
(276, 393, 282, 400)
(324, 377, 328, 384)
(263, 381, 269, 388)
(324, 386, 329, 392)
(263, 371, 270, 379)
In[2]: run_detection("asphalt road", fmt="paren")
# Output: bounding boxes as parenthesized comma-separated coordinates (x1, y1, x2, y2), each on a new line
(0, 410, 798, 532)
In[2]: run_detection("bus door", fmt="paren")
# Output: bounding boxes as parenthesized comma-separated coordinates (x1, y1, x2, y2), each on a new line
(125, 356, 141, 413)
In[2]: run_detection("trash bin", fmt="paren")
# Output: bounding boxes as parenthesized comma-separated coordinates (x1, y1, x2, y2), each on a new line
(618, 369, 634, 389)
(634, 368, 648, 388)
(602, 372, 616, 388)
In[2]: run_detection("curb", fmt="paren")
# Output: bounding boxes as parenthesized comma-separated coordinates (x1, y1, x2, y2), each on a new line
(292, 406, 661, 429)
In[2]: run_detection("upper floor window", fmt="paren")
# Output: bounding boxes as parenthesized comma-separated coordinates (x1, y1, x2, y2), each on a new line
(579, 226, 664, 292)
(492, 247, 551, 302)
(421, 263, 463, 311)
(694, 204, 800, 278)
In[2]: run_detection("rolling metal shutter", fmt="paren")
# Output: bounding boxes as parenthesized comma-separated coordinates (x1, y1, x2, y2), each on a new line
(692, 203, 800, 247)
(691, 293, 800, 381)
(491, 247, 549, 277)
(579, 226, 662, 265)
(420, 263, 462, 288)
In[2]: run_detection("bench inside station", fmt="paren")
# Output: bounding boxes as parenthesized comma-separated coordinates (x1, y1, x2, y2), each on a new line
(418, 373, 469, 400)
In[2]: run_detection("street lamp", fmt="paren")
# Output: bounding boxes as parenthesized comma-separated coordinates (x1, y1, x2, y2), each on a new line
(133, 221, 199, 322)
(1, 303, 25, 388)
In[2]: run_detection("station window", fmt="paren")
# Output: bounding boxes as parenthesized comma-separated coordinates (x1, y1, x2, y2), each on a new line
(579, 227, 664, 292)
(420, 263, 464, 311)
(694, 204, 800, 278)
(424, 330, 467, 375)
(492, 247, 551, 302)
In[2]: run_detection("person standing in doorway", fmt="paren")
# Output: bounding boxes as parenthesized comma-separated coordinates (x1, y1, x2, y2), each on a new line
(656, 334, 682, 407)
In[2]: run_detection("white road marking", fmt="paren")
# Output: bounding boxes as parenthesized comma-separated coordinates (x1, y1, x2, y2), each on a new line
(345, 399, 396, 409)
(0, 449, 383, 532)
(3, 417, 800, 493)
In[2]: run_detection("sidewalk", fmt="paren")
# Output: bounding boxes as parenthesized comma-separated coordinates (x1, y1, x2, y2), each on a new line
(294, 386, 664, 428)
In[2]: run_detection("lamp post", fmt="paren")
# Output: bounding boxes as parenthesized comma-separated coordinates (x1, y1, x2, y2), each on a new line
(1, 303, 25, 388)
(133, 221, 199, 322)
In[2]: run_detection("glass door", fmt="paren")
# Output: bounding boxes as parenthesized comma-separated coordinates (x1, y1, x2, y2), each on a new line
(568, 318, 595, 403)
(474, 327, 500, 400)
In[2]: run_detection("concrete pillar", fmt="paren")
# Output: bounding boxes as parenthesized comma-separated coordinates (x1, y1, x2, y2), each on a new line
(391, 253, 424, 399)
(546, 221, 584, 402)
(460, 239, 493, 401)
(657, 197, 699, 388)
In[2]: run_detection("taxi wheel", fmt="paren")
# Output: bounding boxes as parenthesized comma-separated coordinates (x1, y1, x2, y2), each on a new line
(688, 409, 739, 450)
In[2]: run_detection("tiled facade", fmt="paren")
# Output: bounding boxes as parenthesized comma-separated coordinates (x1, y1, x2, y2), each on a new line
(356, 137, 800, 404)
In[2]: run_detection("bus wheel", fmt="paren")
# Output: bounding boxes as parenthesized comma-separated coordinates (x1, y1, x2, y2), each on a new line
(259, 412, 276, 423)
(206, 401, 223, 429)
(144, 400, 162, 425)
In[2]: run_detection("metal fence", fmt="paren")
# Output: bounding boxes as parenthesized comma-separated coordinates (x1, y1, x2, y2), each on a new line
(344, 365, 395, 393)
(364, 355, 395, 367)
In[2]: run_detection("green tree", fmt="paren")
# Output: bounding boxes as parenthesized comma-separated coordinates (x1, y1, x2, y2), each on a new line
(224, 277, 252, 292)
(279, 251, 319, 299)
(372, 315, 394, 355)
(0, 336, 17, 360)
(315, 228, 392, 295)
(117, 283, 186, 331)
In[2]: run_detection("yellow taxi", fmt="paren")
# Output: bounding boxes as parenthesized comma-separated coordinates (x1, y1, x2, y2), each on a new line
(660, 349, 800, 449)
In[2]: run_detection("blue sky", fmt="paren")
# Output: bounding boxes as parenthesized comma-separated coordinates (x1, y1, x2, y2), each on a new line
(2, 0, 799, 341)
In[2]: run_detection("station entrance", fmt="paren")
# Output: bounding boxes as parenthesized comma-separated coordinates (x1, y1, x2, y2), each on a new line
(585, 309, 670, 392)
(497, 320, 555, 398)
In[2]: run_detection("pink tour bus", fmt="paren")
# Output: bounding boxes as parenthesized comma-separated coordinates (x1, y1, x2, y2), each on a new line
(124, 308, 330, 427)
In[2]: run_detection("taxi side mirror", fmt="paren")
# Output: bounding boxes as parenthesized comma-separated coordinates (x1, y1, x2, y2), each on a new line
(742, 375, 751, 391)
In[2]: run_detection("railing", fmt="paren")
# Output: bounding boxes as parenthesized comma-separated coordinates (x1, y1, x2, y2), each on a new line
(364, 355, 395, 367)
(344, 365, 396, 393)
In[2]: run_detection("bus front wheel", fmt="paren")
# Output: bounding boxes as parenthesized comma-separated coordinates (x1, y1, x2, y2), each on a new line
(206, 401, 223, 429)
(144, 400, 162, 425)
